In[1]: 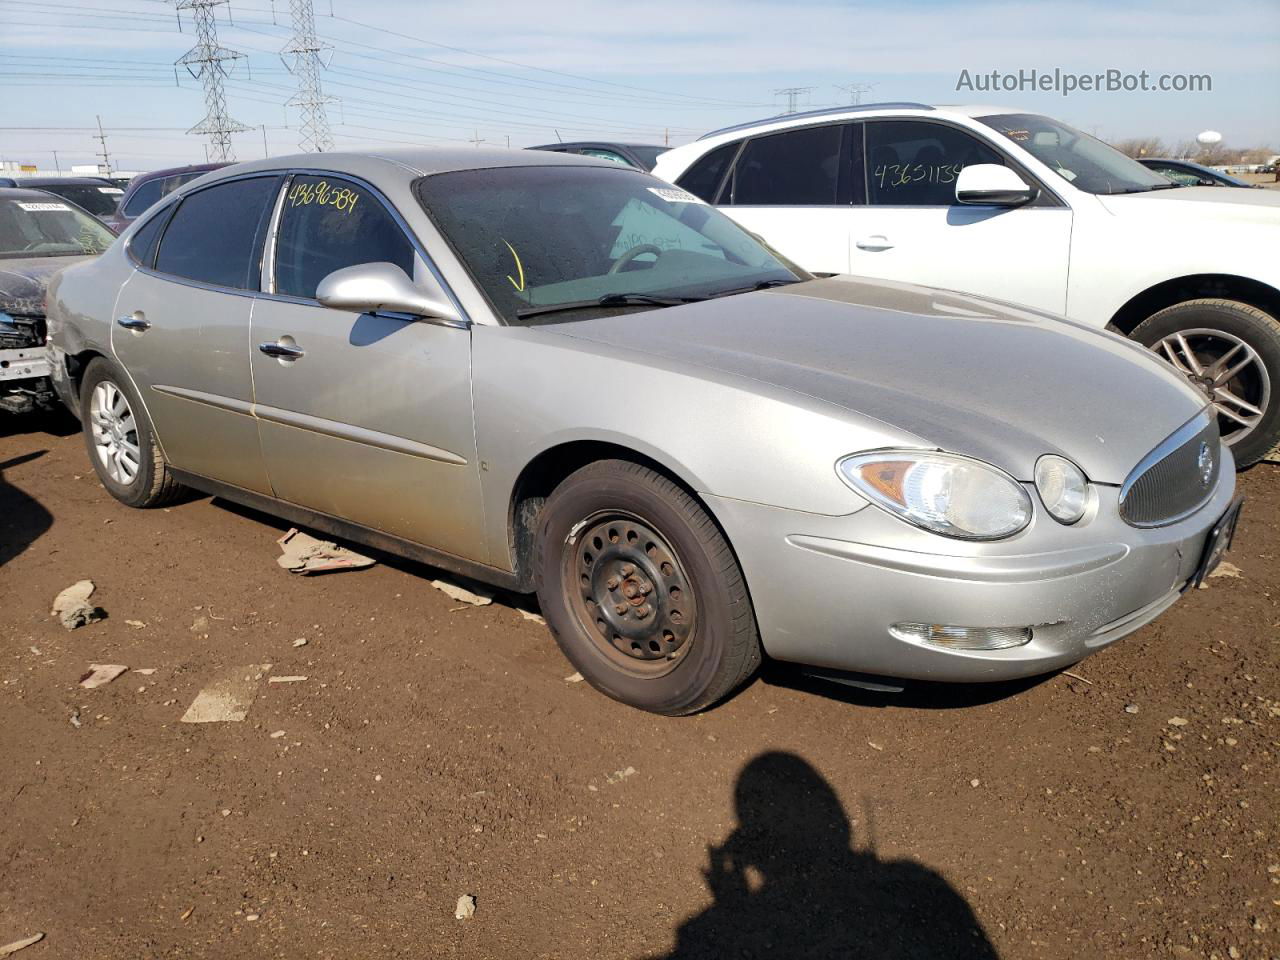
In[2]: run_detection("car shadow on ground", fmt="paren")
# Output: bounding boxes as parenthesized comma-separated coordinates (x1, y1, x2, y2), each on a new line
(646, 751, 999, 960)
(758, 662, 1053, 711)
(0, 449, 52, 567)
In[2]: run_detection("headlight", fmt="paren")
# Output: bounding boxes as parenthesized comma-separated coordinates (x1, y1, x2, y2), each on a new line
(1034, 455, 1089, 524)
(838, 451, 1032, 541)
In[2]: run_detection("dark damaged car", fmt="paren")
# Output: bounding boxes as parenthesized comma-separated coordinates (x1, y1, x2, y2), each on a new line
(0, 188, 114, 415)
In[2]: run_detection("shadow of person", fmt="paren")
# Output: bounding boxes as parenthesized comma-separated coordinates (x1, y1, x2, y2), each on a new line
(0, 450, 52, 567)
(651, 752, 998, 960)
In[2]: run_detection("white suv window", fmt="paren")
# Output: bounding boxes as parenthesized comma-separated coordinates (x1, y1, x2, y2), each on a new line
(730, 125, 844, 206)
(865, 121, 1005, 206)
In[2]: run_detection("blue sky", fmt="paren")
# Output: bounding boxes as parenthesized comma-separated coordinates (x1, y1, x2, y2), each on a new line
(2, 0, 1277, 171)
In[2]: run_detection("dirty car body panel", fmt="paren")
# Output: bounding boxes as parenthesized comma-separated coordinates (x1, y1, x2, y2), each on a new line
(47, 148, 1237, 700)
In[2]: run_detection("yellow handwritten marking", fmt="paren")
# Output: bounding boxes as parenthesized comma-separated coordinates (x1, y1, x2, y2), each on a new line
(503, 239, 525, 292)
(287, 179, 360, 214)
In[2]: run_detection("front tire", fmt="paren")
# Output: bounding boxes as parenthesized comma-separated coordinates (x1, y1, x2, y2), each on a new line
(534, 460, 761, 715)
(80, 357, 184, 508)
(1131, 298, 1280, 468)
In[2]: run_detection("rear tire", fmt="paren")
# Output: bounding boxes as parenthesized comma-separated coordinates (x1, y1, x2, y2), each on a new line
(534, 459, 761, 715)
(80, 357, 184, 508)
(1131, 299, 1280, 468)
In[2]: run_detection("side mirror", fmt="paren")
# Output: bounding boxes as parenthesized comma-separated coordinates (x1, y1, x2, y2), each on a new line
(316, 262, 464, 326)
(955, 164, 1037, 206)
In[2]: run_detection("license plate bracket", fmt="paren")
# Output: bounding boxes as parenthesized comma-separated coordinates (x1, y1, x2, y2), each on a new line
(1190, 495, 1244, 589)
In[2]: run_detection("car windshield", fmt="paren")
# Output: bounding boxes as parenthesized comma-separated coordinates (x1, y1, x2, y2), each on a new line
(977, 113, 1173, 195)
(34, 183, 123, 217)
(627, 146, 668, 169)
(0, 196, 116, 259)
(415, 165, 799, 324)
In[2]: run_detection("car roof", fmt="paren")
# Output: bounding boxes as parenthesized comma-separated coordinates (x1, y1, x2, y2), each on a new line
(130, 162, 227, 183)
(695, 102, 1026, 141)
(214, 146, 623, 183)
(528, 141, 665, 150)
(15, 176, 115, 186)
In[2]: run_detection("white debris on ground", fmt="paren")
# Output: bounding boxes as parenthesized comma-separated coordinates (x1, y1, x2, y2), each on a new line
(292, 637, 308, 647)
(267, 675, 307, 684)
(431, 579, 493, 606)
(78, 664, 128, 689)
(605, 766, 636, 785)
(564, 672, 585, 683)
(518, 609, 546, 624)
(0, 933, 44, 957)
(454, 894, 476, 920)
(179, 664, 273, 723)
(277, 528, 375, 575)
(51, 580, 103, 630)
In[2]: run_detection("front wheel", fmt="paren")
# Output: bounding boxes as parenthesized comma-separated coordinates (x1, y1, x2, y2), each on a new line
(1131, 298, 1280, 468)
(534, 460, 761, 715)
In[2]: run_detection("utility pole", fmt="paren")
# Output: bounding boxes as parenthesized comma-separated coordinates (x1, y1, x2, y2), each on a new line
(51, 149, 61, 174)
(173, 0, 250, 162)
(834, 82, 876, 105)
(262, 124, 269, 158)
(94, 116, 113, 175)
(282, 0, 336, 152)
(469, 130, 486, 148)
(773, 87, 815, 114)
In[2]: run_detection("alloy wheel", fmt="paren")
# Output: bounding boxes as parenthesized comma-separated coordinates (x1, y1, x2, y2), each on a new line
(1152, 328, 1271, 446)
(89, 380, 141, 485)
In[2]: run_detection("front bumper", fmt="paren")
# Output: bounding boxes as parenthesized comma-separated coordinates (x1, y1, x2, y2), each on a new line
(705, 453, 1237, 683)
(0, 345, 52, 383)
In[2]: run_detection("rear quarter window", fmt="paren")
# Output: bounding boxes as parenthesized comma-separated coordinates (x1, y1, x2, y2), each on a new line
(154, 176, 279, 289)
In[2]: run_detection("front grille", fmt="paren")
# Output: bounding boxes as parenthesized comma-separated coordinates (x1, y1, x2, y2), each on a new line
(1119, 414, 1220, 527)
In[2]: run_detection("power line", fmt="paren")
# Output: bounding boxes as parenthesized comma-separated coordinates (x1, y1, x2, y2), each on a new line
(281, 0, 334, 151)
(173, 0, 251, 161)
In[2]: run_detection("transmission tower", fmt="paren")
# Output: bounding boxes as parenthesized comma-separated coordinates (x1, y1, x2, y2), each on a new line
(773, 86, 816, 114)
(835, 82, 876, 105)
(173, 0, 250, 161)
(281, 0, 336, 152)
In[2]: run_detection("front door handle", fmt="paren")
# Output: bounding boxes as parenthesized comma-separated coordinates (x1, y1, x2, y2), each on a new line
(117, 314, 150, 331)
(855, 234, 894, 252)
(258, 340, 305, 361)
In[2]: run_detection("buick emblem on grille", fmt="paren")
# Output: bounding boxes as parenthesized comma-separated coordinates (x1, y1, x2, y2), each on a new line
(1198, 442, 1213, 487)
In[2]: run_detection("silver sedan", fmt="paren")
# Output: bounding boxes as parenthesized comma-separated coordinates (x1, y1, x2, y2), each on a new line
(46, 149, 1240, 714)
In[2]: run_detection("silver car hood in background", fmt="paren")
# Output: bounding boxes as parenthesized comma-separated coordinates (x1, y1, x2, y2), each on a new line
(552, 276, 1208, 484)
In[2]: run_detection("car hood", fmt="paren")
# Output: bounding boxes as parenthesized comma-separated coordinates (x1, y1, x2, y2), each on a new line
(1096, 185, 1280, 224)
(0, 256, 92, 316)
(550, 276, 1208, 484)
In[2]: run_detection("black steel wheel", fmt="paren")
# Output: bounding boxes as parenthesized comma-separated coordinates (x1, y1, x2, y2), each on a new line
(535, 459, 761, 715)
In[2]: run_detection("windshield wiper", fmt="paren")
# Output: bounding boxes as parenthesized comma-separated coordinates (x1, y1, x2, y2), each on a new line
(515, 292, 704, 320)
(1115, 182, 1185, 194)
(709, 278, 805, 298)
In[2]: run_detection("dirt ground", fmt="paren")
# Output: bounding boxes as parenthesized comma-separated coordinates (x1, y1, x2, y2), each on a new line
(1, 415, 1277, 960)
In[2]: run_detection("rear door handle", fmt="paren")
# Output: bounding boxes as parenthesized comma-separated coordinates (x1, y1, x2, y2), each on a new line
(258, 340, 305, 361)
(117, 314, 150, 331)
(855, 234, 894, 252)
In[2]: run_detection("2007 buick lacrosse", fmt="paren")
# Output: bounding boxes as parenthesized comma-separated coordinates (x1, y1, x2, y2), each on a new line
(46, 149, 1240, 714)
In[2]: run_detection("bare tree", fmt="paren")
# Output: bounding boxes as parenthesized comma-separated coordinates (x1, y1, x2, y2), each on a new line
(1112, 136, 1167, 158)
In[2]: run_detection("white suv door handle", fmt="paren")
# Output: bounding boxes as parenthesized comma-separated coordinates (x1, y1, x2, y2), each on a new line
(855, 234, 894, 252)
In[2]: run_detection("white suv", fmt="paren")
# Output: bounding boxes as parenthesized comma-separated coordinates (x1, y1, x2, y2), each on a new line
(653, 104, 1280, 466)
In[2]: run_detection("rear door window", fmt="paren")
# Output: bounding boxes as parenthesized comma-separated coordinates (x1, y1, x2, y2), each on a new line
(675, 142, 738, 203)
(122, 178, 164, 217)
(272, 175, 415, 300)
(154, 175, 279, 289)
(730, 125, 844, 205)
(865, 120, 1006, 206)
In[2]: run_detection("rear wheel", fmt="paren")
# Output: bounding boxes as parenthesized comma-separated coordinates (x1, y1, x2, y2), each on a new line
(1131, 299, 1280, 468)
(80, 357, 184, 507)
(534, 459, 761, 715)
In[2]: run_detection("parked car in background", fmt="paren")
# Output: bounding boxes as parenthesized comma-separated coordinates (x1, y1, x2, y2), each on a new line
(103, 162, 227, 232)
(47, 148, 1238, 714)
(528, 141, 668, 171)
(1138, 158, 1258, 188)
(16, 177, 124, 224)
(0, 177, 17, 188)
(654, 104, 1280, 467)
(0, 187, 115, 415)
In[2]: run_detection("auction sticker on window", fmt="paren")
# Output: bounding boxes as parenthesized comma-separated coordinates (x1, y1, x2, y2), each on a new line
(98, 187, 124, 195)
(16, 202, 71, 212)
(647, 187, 706, 205)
